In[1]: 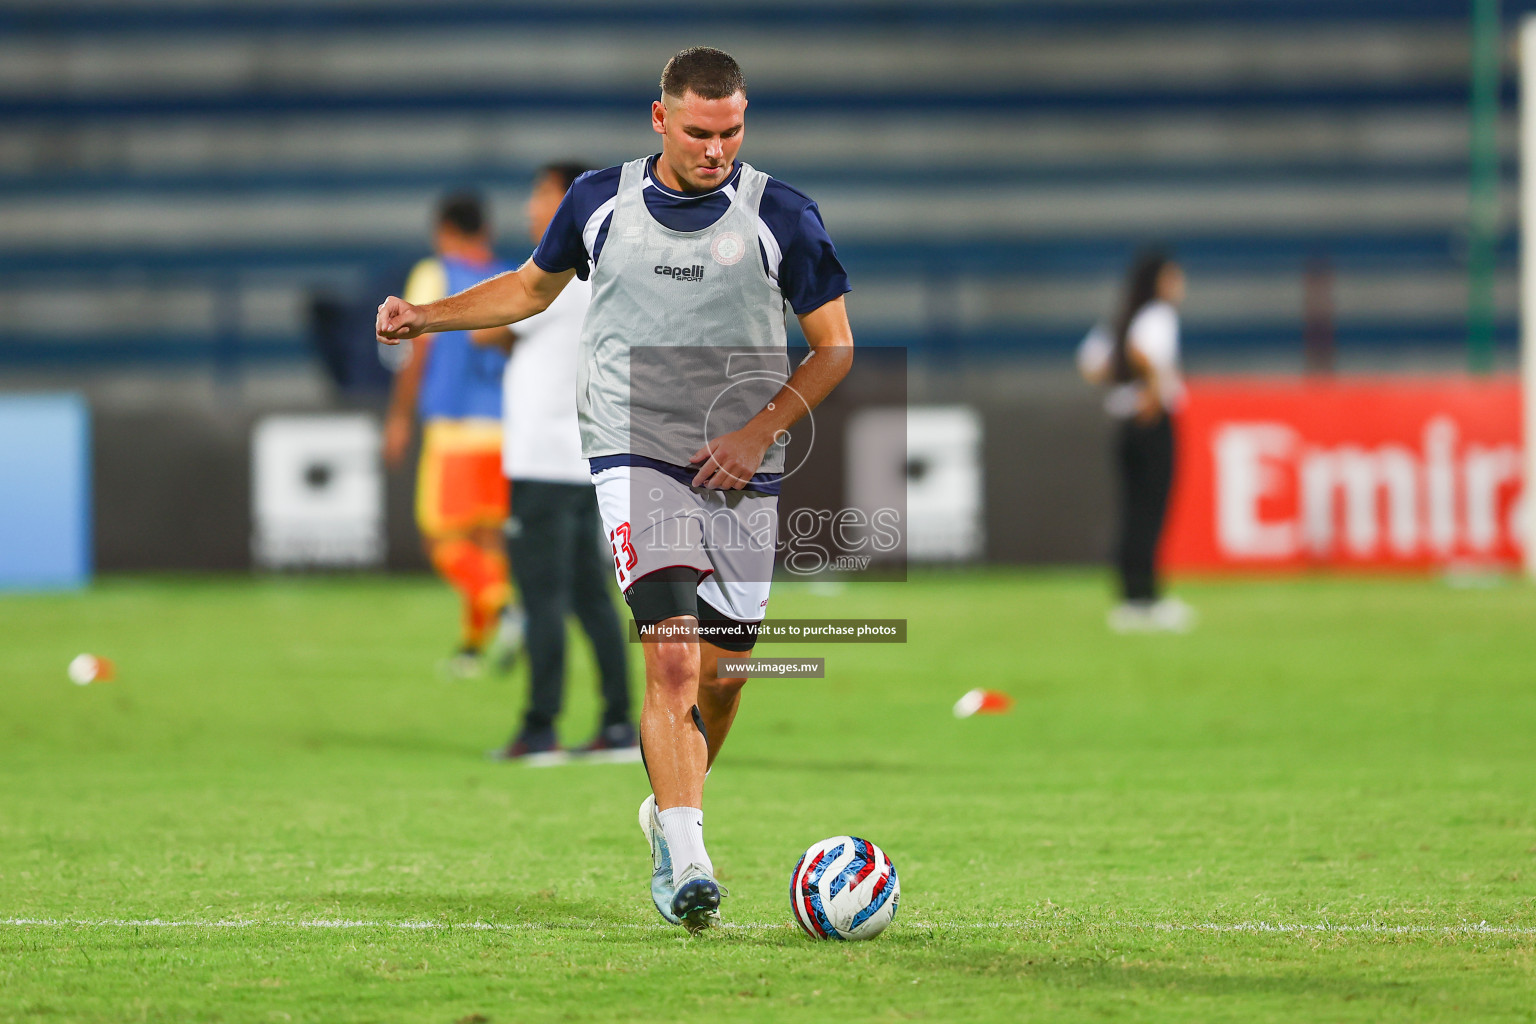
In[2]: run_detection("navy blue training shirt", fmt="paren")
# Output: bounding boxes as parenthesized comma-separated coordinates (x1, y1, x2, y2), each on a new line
(531, 155, 851, 316)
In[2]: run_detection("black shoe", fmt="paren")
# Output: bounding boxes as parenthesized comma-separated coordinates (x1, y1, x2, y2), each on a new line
(577, 722, 636, 752)
(572, 722, 641, 762)
(487, 728, 561, 763)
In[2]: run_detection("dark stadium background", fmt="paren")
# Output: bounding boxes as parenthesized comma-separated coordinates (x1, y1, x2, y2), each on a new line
(0, 0, 1532, 575)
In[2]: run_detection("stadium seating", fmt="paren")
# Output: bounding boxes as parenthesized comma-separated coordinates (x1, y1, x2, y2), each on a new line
(0, 0, 1528, 371)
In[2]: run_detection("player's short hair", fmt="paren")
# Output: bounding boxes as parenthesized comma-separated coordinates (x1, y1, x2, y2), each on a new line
(538, 162, 592, 192)
(660, 47, 747, 101)
(435, 191, 487, 236)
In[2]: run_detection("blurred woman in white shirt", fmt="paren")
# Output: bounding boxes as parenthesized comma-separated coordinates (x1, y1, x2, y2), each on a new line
(1077, 249, 1195, 633)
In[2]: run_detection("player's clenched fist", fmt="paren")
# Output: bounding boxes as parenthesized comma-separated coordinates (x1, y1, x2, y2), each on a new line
(376, 295, 428, 345)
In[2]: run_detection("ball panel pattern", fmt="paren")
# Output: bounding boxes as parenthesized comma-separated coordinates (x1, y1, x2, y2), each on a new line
(790, 836, 899, 940)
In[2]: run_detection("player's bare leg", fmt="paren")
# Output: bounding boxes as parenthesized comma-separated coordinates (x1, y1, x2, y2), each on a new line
(639, 618, 706, 810)
(638, 616, 724, 931)
(696, 641, 750, 769)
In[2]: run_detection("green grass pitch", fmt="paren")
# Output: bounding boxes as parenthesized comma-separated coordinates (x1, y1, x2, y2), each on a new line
(3, 570, 1535, 1022)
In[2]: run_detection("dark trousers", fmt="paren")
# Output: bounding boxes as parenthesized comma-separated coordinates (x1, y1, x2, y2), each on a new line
(1114, 414, 1175, 603)
(506, 480, 631, 733)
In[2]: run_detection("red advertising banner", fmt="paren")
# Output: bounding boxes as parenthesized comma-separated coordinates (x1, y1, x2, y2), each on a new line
(1163, 378, 1525, 571)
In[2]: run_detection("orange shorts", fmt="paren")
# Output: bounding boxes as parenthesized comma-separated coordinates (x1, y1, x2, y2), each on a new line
(415, 418, 509, 537)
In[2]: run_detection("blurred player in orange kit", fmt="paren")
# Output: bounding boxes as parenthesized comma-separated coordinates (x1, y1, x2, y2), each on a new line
(384, 192, 524, 676)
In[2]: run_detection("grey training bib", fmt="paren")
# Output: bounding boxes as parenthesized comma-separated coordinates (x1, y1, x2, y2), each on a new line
(575, 158, 790, 473)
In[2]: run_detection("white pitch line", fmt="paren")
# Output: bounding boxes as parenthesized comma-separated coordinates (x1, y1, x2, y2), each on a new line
(0, 919, 655, 932)
(1152, 921, 1536, 937)
(2, 917, 1534, 937)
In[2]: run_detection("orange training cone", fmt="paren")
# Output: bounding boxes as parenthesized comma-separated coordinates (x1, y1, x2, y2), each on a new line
(952, 688, 1013, 718)
(67, 654, 116, 685)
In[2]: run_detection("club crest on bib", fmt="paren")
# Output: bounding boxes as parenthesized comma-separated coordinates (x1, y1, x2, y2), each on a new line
(711, 231, 746, 266)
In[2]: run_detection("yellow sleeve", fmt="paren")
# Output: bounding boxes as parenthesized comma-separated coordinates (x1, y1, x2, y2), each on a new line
(402, 257, 449, 306)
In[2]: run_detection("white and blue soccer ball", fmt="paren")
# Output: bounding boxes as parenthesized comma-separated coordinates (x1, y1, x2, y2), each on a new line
(790, 836, 899, 940)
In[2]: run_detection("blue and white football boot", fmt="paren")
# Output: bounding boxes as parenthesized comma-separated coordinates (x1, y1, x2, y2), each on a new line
(638, 794, 680, 925)
(670, 862, 725, 934)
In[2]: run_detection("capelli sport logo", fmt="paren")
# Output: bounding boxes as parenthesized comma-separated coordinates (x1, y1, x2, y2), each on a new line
(655, 264, 705, 282)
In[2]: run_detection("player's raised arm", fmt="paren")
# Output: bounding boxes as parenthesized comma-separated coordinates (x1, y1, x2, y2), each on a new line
(689, 295, 854, 489)
(376, 259, 576, 345)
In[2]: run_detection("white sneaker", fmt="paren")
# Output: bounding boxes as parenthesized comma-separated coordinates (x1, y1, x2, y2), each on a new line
(1150, 597, 1197, 633)
(1107, 601, 1155, 633)
(638, 795, 680, 925)
(436, 647, 485, 680)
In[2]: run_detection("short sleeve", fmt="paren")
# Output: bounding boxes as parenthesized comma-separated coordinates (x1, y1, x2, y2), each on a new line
(757, 179, 851, 316)
(1128, 303, 1179, 371)
(1077, 325, 1111, 378)
(402, 257, 447, 305)
(531, 166, 621, 281)
(531, 192, 591, 279)
(777, 202, 851, 315)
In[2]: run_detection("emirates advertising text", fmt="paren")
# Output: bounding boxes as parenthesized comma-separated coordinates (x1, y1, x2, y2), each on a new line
(1162, 378, 1525, 570)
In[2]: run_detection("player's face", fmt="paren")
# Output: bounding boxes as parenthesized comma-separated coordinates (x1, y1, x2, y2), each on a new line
(434, 224, 487, 257)
(1157, 263, 1187, 307)
(526, 172, 566, 244)
(651, 89, 747, 193)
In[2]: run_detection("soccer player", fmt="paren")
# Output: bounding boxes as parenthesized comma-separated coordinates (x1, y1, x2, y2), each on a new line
(384, 192, 524, 677)
(377, 47, 854, 932)
(487, 162, 635, 762)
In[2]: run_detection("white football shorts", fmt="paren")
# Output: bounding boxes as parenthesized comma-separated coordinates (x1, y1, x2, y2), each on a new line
(591, 464, 777, 623)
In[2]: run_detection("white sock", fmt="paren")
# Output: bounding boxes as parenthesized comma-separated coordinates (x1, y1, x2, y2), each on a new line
(657, 806, 711, 883)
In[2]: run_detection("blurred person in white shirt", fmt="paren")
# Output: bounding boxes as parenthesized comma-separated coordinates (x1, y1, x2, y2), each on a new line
(1078, 249, 1195, 633)
(485, 163, 634, 760)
